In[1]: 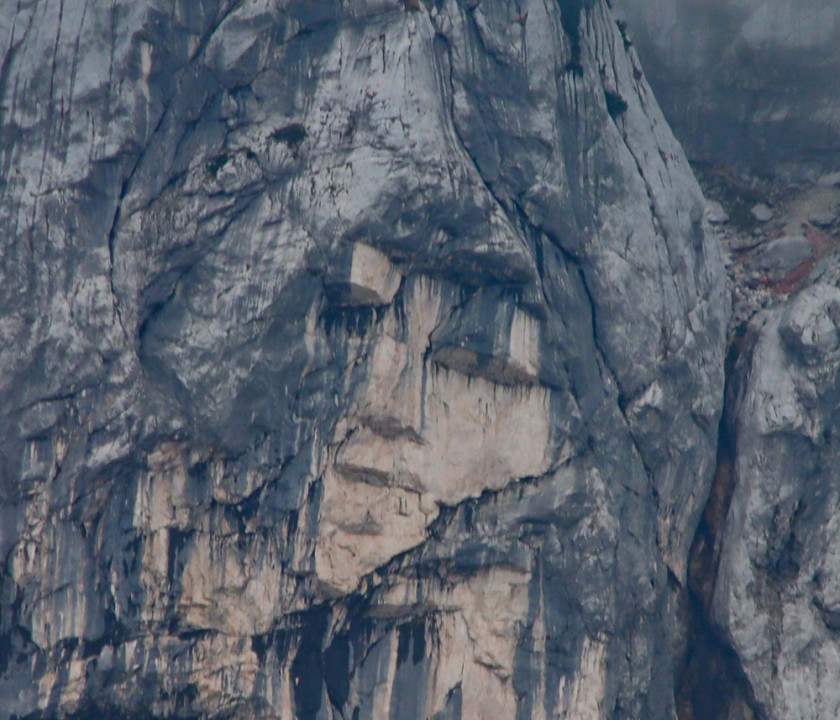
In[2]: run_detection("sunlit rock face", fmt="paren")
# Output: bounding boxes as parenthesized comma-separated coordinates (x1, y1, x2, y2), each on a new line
(0, 1, 725, 718)
(613, 0, 840, 178)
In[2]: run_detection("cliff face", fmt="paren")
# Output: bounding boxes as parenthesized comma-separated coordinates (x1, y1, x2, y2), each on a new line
(0, 1, 728, 718)
(613, 0, 840, 178)
(693, 177, 840, 720)
(714, 283, 840, 720)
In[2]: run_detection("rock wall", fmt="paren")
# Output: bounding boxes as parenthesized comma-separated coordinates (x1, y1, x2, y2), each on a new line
(714, 285, 840, 719)
(612, 0, 840, 179)
(703, 211, 840, 719)
(656, 149, 840, 719)
(0, 1, 726, 718)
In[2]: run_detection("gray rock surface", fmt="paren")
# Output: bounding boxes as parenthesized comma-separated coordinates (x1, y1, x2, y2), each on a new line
(809, 210, 838, 229)
(746, 234, 812, 281)
(713, 281, 840, 719)
(705, 200, 730, 226)
(750, 203, 773, 224)
(819, 172, 840, 188)
(0, 1, 726, 718)
(680, 162, 840, 720)
(613, 0, 840, 178)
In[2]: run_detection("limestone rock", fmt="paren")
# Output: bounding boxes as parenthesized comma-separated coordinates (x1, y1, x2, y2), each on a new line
(0, 1, 726, 718)
(713, 283, 840, 719)
(746, 234, 812, 281)
(751, 203, 774, 223)
(808, 210, 838, 229)
(818, 171, 840, 188)
(705, 200, 730, 225)
(327, 242, 403, 307)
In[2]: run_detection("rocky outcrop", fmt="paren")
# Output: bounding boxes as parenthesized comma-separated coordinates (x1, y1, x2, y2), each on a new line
(702, 218, 840, 719)
(654, 161, 840, 719)
(613, 0, 840, 179)
(0, 1, 726, 718)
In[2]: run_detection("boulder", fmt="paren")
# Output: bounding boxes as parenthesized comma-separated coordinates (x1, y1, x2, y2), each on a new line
(746, 234, 812, 279)
(751, 203, 774, 223)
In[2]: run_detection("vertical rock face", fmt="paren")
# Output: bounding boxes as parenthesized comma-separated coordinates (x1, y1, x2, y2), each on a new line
(710, 278, 840, 720)
(612, 0, 840, 178)
(0, 1, 726, 718)
(667, 151, 840, 720)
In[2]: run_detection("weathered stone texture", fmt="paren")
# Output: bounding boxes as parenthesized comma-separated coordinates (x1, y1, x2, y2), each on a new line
(713, 281, 840, 720)
(0, 1, 726, 718)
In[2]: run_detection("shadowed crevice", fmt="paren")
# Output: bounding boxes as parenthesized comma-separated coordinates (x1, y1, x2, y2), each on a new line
(675, 328, 765, 720)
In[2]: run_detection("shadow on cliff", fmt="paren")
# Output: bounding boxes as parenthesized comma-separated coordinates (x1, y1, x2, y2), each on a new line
(675, 327, 765, 720)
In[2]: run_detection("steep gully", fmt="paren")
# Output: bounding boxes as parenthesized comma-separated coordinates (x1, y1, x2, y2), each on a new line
(675, 324, 763, 720)
(672, 167, 840, 719)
